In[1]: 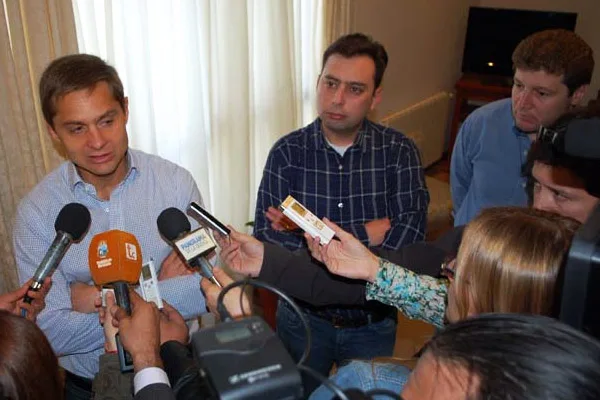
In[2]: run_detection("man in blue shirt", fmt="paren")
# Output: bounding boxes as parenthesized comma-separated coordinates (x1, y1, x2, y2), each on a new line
(253, 33, 429, 394)
(13, 54, 207, 399)
(451, 29, 594, 226)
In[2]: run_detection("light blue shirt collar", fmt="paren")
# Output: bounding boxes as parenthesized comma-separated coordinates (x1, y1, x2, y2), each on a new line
(66, 150, 138, 192)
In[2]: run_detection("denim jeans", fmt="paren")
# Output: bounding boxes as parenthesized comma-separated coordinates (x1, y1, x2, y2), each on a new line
(309, 360, 410, 400)
(276, 302, 397, 397)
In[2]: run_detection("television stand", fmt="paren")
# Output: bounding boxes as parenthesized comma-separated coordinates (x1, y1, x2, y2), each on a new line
(479, 75, 512, 87)
(448, 74, 513, 160)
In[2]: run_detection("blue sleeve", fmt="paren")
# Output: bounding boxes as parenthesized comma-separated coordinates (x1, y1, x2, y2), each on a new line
(253, 143, 305, 249)
(380, 139, 429, 250)
(450, 115, 475, 225)
(154, 274, 204, 319)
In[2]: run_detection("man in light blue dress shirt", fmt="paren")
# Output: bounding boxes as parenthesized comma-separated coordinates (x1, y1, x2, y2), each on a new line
(12, 54, 207, 399)
(451, 29, 594, 226)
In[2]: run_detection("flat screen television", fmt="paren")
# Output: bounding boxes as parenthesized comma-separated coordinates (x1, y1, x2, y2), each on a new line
(462, 7, 577, 78)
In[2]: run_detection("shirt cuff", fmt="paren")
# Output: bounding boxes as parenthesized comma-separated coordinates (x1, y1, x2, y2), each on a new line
(133, 367, 170, 394)
(365, 257, 388, 299)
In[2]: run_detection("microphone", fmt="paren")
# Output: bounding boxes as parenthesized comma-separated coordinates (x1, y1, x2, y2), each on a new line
(563, 117, 600, 159)
(157, 207, 222, 288)
(89, 230, 143, 372)
(23, 203, 91, 307)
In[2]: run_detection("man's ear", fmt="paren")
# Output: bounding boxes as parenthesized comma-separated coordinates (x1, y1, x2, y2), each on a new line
(370, 86, 383, 111)
(47, 123, 60, 142)
(570, 84, 589, 106)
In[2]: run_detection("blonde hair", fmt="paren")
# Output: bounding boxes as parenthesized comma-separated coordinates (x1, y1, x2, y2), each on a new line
(449, 207, 580, 321)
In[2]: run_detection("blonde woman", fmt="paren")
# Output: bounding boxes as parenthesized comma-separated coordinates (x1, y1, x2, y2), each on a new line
(307, 207, 579, 399)
(307, 207, 578, 326)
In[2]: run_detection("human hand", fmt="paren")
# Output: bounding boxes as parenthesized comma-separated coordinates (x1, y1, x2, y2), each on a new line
(158, 301, 189, 345)
(200, 268, 250, 320)
(102, 291, 118, 352)
(216, 227, 264, 277)
(365, 217, 391, 246)
(265, 206, 299, 231)
(158, 250, 193, 281)
(0, 278, 52, 322)
(28, 278, 52, 320)
(305, 218, 380, 282)
(110, 290, 162, 372)
(70, 281, 100, 313)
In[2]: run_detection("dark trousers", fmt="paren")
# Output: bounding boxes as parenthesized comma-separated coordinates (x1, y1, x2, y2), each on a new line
(64, 370, 93, 400)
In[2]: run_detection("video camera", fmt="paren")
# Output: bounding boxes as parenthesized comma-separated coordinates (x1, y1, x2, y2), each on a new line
(539, 113, 600, 339)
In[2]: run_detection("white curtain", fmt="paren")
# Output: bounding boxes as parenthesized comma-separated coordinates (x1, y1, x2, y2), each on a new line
(324, 0, 352, 45)
(72, 0, 325, 229)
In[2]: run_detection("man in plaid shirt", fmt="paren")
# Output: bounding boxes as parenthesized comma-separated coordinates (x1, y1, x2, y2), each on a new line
(253, 33, 429, 395)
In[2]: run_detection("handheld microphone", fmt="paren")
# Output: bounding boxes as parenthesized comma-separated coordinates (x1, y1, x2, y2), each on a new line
(89, 230, 143, 372)
(157, 207, 222, 288)
(23, 203, 91, 307)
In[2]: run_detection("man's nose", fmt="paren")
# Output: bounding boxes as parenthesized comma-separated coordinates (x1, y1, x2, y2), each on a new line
(87, 126, 107, 149)
(332, 86, 345, 105)
(516, 89, 534, 109)
(533, 189, 556, 213)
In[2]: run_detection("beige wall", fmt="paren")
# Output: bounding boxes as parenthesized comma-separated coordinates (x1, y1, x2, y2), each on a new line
(477, 0, 600, 102)
(351, 0, 472, 119)
(352, 0, 600, 117)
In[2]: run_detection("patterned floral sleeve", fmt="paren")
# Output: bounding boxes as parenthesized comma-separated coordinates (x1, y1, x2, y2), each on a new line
(366, 258, 447, 328)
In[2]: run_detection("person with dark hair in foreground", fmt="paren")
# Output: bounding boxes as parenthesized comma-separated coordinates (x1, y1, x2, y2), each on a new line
(401, 314, 600, 400)
(525, 104, 600, 220)
(0, 310, 63, 400)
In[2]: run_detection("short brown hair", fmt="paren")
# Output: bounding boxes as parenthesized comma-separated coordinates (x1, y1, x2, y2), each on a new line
(0, 311, 63, 399)
(322, 33, 388, 90)
(39, 54, 126, 128)
(449, 207, 579, 320)
(512, 29, 594, 94)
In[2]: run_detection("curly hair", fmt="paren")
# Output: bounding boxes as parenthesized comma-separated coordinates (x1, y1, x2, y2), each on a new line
(512, 29, 594, 94)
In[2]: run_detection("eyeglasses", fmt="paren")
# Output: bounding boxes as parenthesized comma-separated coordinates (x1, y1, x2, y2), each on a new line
(440, 257, 456, 281)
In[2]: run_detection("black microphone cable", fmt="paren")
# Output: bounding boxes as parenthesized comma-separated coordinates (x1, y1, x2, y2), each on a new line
(216, 278, 403, 400)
